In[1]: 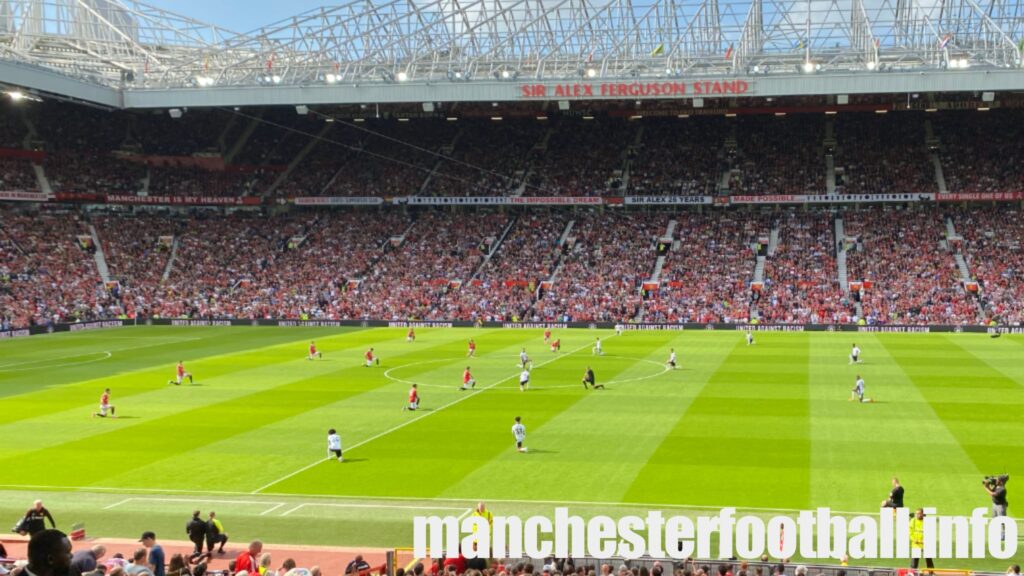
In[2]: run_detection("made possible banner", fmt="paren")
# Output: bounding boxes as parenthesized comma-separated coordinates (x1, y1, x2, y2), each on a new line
(729, 193, 934, 204)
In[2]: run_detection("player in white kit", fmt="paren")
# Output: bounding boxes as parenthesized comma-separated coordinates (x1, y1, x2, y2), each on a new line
(512, 416, 527, 452)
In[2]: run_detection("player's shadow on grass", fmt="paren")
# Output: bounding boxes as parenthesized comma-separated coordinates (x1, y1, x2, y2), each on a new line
(523, 448, 558, 454)
(340, 458, 369, 464)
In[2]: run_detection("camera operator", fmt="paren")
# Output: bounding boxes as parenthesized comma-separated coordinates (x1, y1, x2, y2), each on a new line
(984, 475, 1009, 542)
(984, 475, 1008, 518)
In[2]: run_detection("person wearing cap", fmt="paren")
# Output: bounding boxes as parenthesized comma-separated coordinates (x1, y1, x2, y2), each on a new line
(140, 532, 165, 576)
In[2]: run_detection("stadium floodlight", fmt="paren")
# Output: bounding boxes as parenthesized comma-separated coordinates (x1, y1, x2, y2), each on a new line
(325, 74, 338, 84)
(295, 105, 309, 115)
(586, 68, 598, 78)
(195, 76, 215, 87)
(802, 61, 816, 73)
(272, 75, 282, 84)
(396, 71, 409, 82)
(5, 90, 41, 103)
(866, 61, 877, 71)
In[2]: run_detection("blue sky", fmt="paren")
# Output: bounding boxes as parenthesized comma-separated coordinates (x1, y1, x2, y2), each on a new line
(149, 0, 328, 33)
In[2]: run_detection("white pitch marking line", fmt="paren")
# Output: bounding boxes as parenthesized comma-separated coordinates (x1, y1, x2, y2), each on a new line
(280, 504, 305, 516)
(251, 336, 618, 494)
(1, 482, 907, 517)
(0, 351, 113, 371)
(260, 503, 286, 516)
(103, 497, 134, 510)
(280, 503, 468, 517)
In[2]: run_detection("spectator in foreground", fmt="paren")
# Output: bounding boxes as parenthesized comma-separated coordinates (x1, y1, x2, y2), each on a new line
(125, 549, 153, 576)
(140, 532, 165, 576)
(234, 541, 263, 576)
(70, 546, 107, 576)
(25, 530, 72, 576)
(344, 556, 371, 575)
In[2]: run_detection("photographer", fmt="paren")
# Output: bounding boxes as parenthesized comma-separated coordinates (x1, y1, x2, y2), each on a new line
(984, 475, 1009, 542)
(984, 475, 1008, 518)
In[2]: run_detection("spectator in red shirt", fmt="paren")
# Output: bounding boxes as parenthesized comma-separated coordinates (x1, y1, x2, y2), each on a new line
(234, 541, 263, 575)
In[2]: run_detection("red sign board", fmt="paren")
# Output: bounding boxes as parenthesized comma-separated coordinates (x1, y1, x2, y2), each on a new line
(519, 80, 750, 99)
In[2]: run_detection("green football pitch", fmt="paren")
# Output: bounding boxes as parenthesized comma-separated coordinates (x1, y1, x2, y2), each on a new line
(1, 326, 1021, 567)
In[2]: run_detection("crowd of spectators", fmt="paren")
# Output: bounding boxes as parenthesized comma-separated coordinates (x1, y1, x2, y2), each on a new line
(322, 120, 459, 197)
(645, 212, 768, 323)
(935, 110, 1024, 194)
(3, 204, 1024, 329)
(356, 212, 510, 320)
(834, 114, 937, 195)
(45, 152, 145, 194)
(843, 207, 978, 324)
(954, 206, 1024, 324)
(730, 116, 826, 196)
(421, 121, 541, 197)
(627, 117, 725, 196)
(533, 211, 668, 322)
(0, 208, 112, 329)
(0, 158, 39, 191)
(525, 119, 634, 197)
(433, 213, 573, 321)
(759, 211, 847, 323)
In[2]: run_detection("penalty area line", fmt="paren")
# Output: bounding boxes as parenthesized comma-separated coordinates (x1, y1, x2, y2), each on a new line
(250, 336, 617, 494)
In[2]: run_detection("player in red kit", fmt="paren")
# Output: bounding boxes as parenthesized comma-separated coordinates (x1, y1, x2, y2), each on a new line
(543, 329, 551, 343)
(406, 328, 415, 343)
(93, 388, 116, 418)
(308, 341, 322, 360)
(364, 347, 379, 367)
(460, 366, 476, 390)
(550, 338, 561, 353)
(404, 384, 420, 411)
(467, 338, 476, 357)
(169, 361, 193, 385)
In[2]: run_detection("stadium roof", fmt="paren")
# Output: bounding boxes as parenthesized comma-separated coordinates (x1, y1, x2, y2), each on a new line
(0, 0, 1022, 108)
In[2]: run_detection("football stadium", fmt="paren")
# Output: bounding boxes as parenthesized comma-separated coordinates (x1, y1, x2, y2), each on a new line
(0, 0, 1022, 575)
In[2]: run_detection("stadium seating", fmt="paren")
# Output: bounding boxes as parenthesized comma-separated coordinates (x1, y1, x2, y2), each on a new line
(844, 207, 978, 325)
(954, 206, 1024, 325)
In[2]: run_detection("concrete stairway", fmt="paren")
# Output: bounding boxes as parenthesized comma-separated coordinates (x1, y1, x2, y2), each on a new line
(88, 224, 111, 283)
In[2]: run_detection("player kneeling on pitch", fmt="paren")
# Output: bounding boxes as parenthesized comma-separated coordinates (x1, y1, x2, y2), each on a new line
(308, 341, 322, 360)
(364, 347, 380, 367)
(93, 388, 116, 418)
(404, 384, 420, 411)
(327, 428, 343, 461)
(460, 366, 476, 390)
(170, 361, 194, 385)
(582, 366, 603, 389)
(512, 416, 527, 453)
(850, 374, 873, 403)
